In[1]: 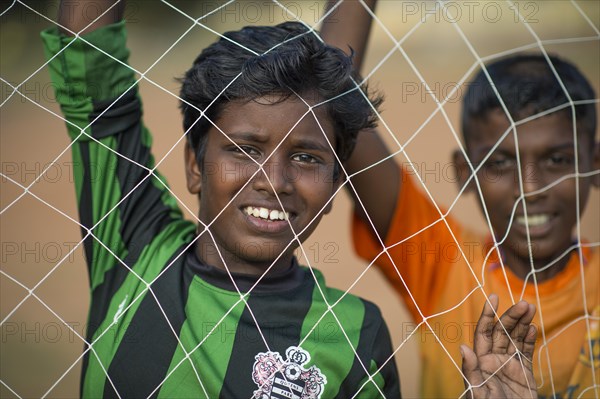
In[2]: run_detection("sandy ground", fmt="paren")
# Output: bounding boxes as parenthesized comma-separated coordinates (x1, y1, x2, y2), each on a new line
(1, 1, 599, 397)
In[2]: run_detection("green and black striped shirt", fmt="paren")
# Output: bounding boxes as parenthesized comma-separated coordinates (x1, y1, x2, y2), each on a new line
(42, 21, 400, 398)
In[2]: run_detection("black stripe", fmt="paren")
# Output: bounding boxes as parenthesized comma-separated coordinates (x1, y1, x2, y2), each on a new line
(103, 247, 192, 398)
(187, 253, 306, 293)
(88, 89, 142, 140)
(78, 142, 95, 397)
(78, 142, 95, 280)
(219, 270, 314, 398)
(373, 317, 401, 398)
(334, 300, 400, 399)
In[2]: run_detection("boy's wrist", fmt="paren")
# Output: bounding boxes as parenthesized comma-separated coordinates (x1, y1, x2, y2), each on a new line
(58, 0, 125, 36)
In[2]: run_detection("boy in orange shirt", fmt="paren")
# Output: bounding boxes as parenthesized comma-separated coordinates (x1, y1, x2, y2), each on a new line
(323, 1, 600, 398)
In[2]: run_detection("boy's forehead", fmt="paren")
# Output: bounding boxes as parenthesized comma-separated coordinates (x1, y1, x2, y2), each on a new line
(466, 109, 511, 147)
(216, 95, 335, 141)
(466, 109, 588, 155)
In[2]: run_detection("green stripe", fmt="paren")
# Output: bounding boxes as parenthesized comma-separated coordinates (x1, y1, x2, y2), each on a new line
(300, 269, 365, 398)
(82, 221, 193, 397)
(355, 360, 385, 398)
(158, 279, 246, 398)
(88, 135, 126, 290)
(42, 21, 135, 107)
(49, 33, 96, 139)
(142, 124, 183, 220)
(83, 24, 134, 103)
(370, 359, 385, 390)
(53, 37, 96, 144)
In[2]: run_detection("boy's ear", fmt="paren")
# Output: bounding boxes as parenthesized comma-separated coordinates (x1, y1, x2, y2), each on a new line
(592, 141, 600, 188)
(185, 142, 202, 195)
(452, 148, 476, 193)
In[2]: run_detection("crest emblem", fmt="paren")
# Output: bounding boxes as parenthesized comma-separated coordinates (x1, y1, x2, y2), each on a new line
(252, 346, 327, 399)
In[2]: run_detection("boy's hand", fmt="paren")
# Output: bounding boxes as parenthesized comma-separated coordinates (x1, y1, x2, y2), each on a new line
(461, 294, 538, 399)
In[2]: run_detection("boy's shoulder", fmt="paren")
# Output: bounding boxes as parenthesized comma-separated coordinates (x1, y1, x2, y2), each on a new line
(306, 266, 385, 323)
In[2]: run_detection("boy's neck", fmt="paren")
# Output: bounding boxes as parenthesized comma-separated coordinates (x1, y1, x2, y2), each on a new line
(501, 245, 573, 283)
(194, 234, 296, 277)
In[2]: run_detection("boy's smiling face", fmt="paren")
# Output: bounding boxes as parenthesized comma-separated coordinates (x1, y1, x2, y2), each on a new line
(462, 109, 599, 278)
(186, 96, 339, 275)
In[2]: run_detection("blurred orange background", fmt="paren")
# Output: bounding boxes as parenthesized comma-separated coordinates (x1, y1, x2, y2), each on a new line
(1, 1, 598, 397)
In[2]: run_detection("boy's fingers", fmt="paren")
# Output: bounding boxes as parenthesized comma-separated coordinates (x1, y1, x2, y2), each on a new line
(491, 300, 530, 355)
(521, 322, 537, 361)
(473, 294, 498, 356)
(507, 303, 536, 355)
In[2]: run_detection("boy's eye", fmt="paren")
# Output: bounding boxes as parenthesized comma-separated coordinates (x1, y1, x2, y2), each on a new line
(231, 145, 260, 157)
(546, 153, 574, 167)
(292, 153, 319, 164)
(485, 155, 514, 170)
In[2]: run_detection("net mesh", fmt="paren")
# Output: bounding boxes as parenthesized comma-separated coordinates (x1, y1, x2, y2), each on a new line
(0, 0, 598, 397)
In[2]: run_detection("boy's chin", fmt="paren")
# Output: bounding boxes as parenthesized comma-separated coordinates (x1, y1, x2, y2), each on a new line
(505, 236, 571, 264)
(236, 245, 296, 267)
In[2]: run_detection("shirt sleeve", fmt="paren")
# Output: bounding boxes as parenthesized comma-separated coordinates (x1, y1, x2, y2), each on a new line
(352, 167, 463, 322)
(354, 317, 401, 399)
(41, 22, 187, 291)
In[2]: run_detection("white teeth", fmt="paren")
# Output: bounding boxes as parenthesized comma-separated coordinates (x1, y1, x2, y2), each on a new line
(244, 206, 289, 221)
(516, 214, 550, 227)
(269, 210, 279, 220)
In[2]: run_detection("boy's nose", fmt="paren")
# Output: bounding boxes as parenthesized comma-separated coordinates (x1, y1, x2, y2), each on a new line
(519, 162, 547, 201)
(252, 157, 294, 196)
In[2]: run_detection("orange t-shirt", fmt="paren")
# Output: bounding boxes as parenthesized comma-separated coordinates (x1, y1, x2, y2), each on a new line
(353, 169, 599, 398)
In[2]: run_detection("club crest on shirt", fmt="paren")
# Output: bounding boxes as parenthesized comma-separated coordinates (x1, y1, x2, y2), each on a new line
(251, 345, 327, 399)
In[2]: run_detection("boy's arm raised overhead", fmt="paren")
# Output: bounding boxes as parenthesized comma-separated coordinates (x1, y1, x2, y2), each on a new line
(320, 0, 375, 74)
(321, 0, 400, 240)
(44, 3, 193, 393)
(321, 0, 465, 325)
(43, 1, 191, 300)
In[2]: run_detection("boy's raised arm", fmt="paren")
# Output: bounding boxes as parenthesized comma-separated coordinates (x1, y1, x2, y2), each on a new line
(44, 0, 189, 293)
(321, 0, 400, 239)
(320, 0, 376, 74)
(58, 0, 124, 36)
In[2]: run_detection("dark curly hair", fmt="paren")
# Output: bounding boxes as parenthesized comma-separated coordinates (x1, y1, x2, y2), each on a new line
(462, 54, 596, 148)
(179, 21, 382, 176)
